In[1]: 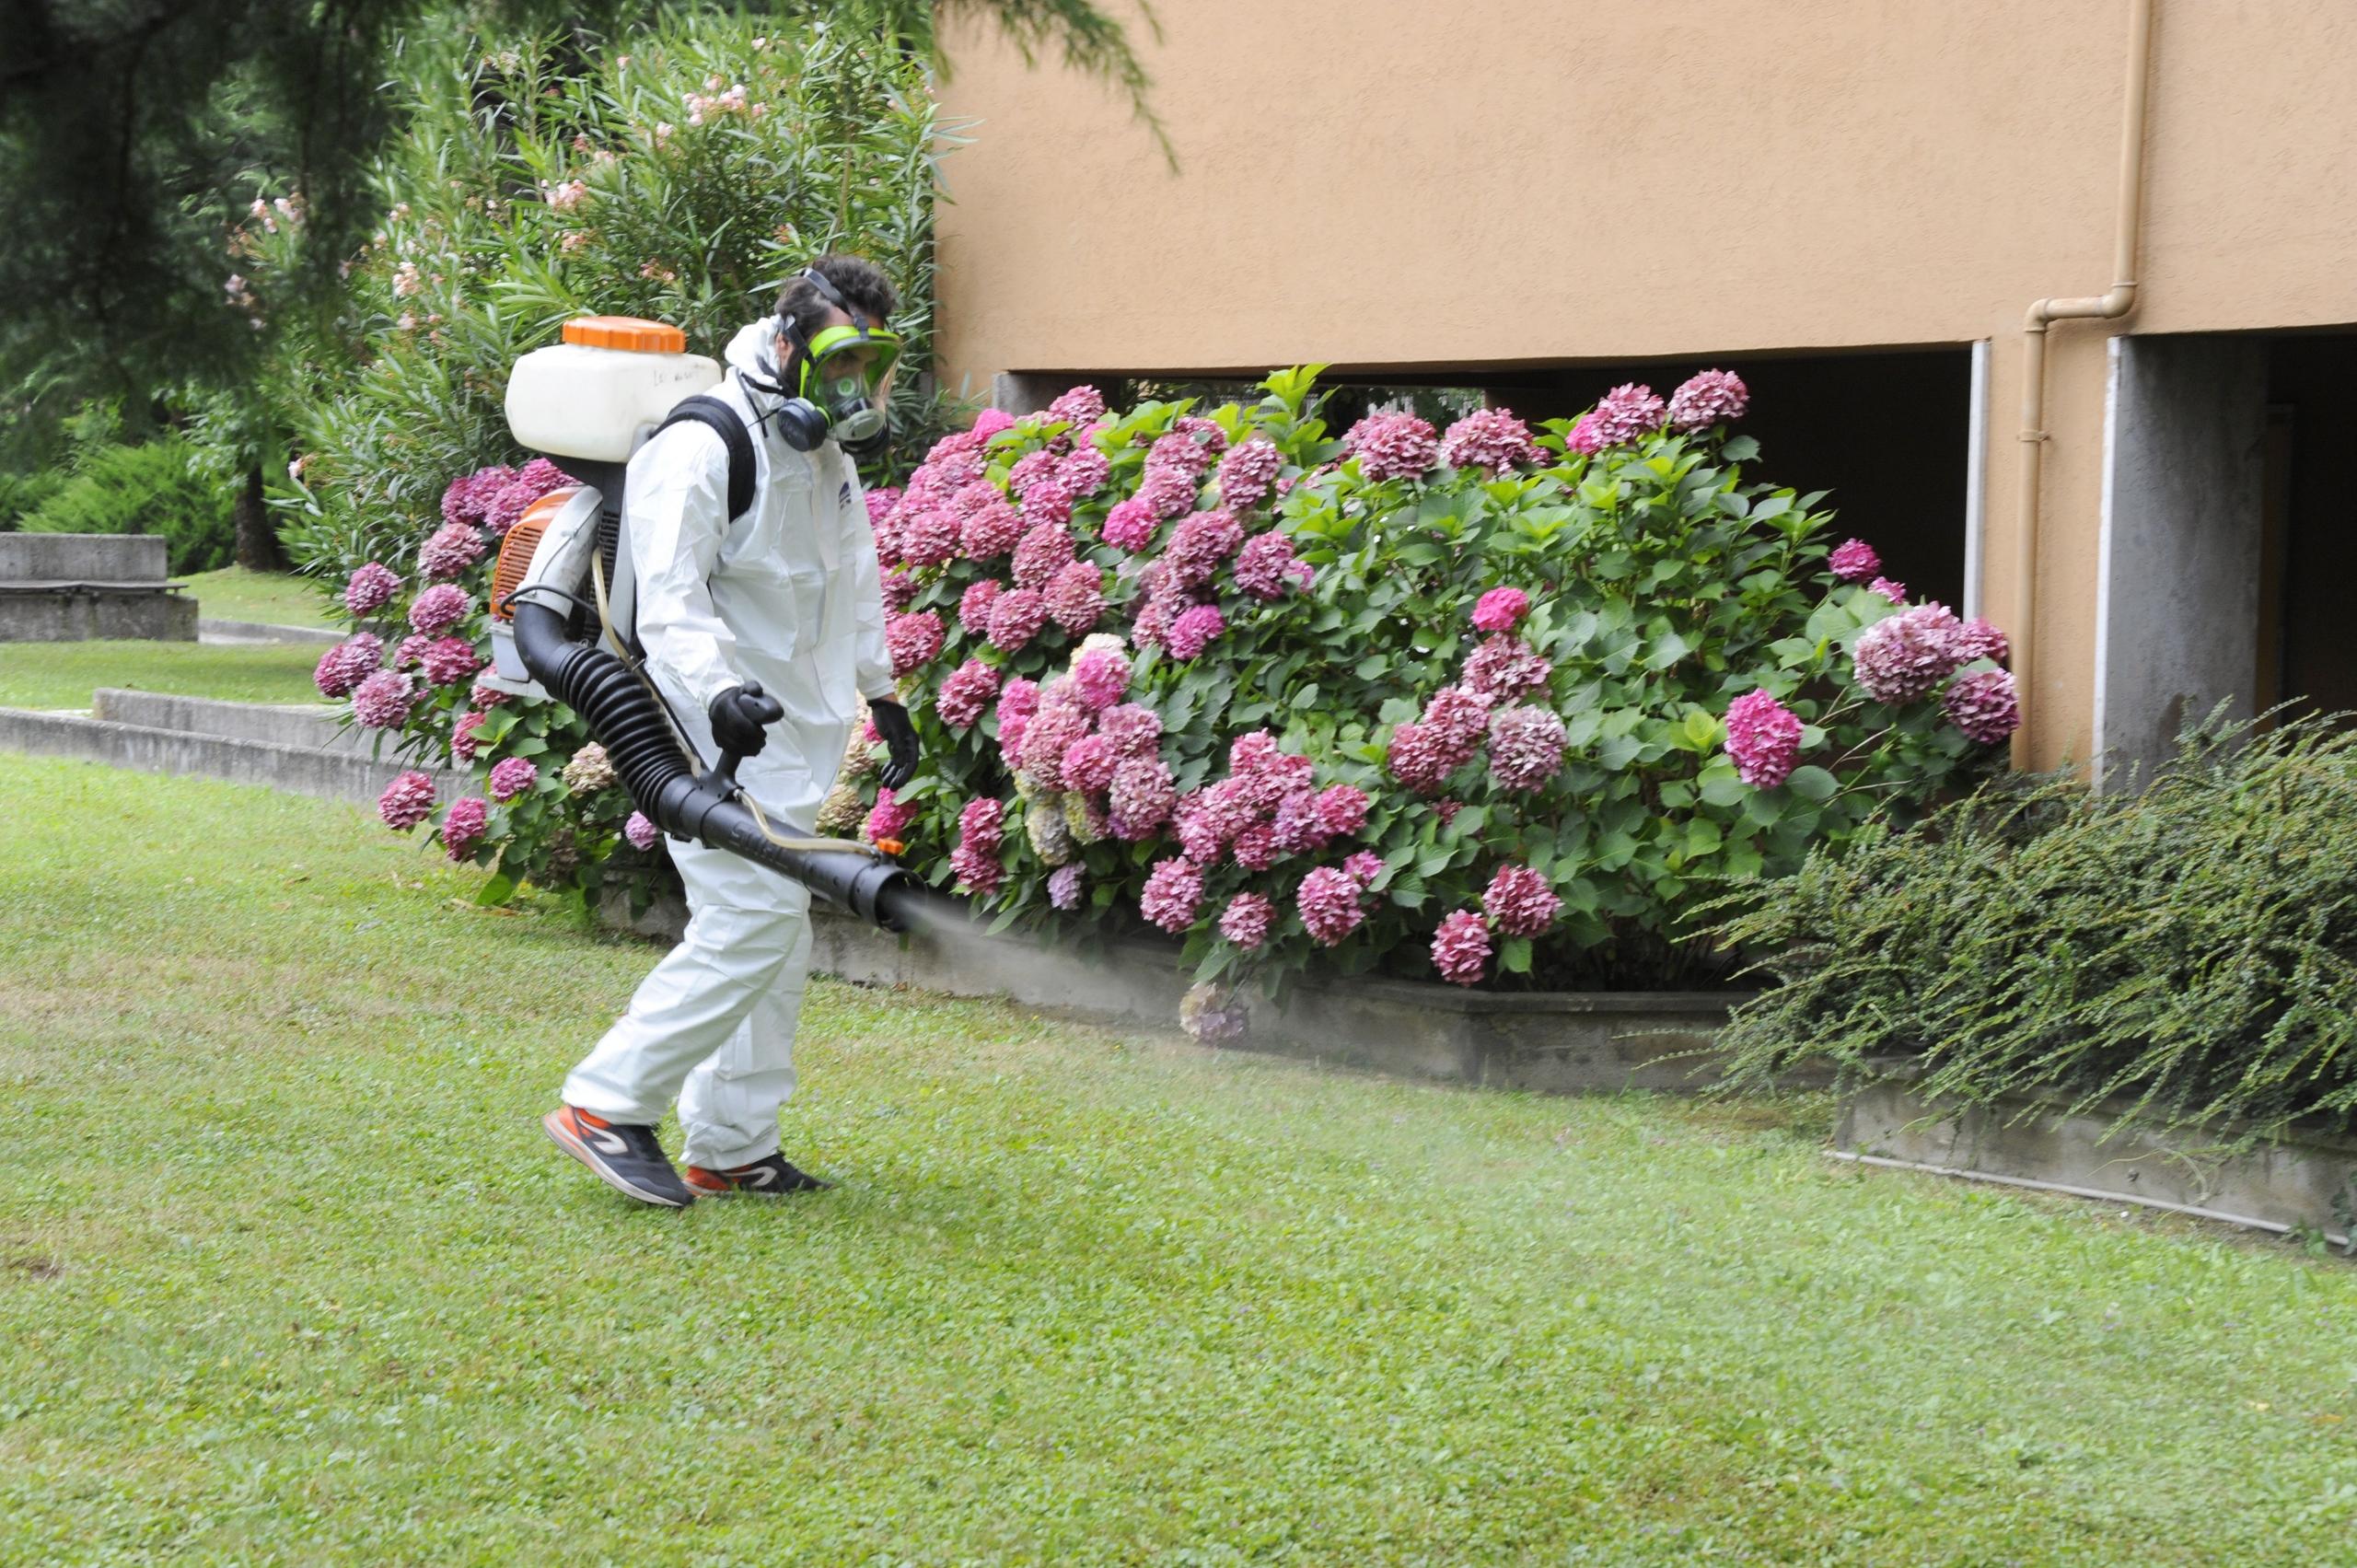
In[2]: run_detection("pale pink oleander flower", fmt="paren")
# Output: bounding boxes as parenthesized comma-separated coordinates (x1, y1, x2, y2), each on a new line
(1440, 408, 1542, 474)
(1828, 539, 1881, 582)
(1165, 604, 1225, 660)
(351, 669, 416, 729)
(1869, 576, 1909, 605)
(958, 579, 1004, 636)
(343, 563, 401, 617)
(1218, 891, 1276, 949)
(407, 583, 470, 636)
(1852, 602, 1966, 703)
(417, 521, 485, 581)
(1109, 756, 1178, 839)
(488, 756, 538, 802)
(625, 811, 661, 852)
(377, 771, 437, 830)
(888, 610, 946, 676)
(1944, 668, 2022, 743)
(1482, 865, 1562, 937)
(1953, 617, 2011, 665)
(1471, 587, 1529, 633)
(1296, 865, 1367, 947)
(935, 659, 1002, 729)
(1487, 705, 1568, 792)
(1215, 438, 1283, 510)
(1723, 689, 1804, 789)
(1431, 910, 1492, 986)
(1586, 384, 1666, 448)
(440, 796, 489, 861)
(1045, 561, 1106, 634)
(1101, 498, 1156, 552)
(1666, 368, 1749, 432)
(1343, 412, 1439, 482)
(1140, 858, 1205, 934)
(986, 588, 1047, 653)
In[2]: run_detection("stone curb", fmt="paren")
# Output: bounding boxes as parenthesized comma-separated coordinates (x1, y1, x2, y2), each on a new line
(1835, 1068, 2357, 1245)
(0, 705, 466, 807)
(91, 689, 356, 751)
(197, 618, 342, 645)
(606, 890, 1752, 1096)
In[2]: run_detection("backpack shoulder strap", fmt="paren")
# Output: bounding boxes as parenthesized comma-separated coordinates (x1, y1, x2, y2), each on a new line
(653, 394, 757, 521)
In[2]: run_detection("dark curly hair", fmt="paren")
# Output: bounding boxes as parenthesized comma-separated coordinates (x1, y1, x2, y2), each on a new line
(775, 252, 897, 338)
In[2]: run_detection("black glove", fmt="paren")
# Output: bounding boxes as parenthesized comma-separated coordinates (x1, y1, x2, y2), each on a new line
(869, 698, 921, 790)
(709, 682, 784, 758)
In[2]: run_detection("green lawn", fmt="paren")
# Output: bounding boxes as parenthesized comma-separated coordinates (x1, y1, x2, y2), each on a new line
(6, 754, 2356, 1564)
(180, 565, 337, 628)
(0, 639, 325, 709)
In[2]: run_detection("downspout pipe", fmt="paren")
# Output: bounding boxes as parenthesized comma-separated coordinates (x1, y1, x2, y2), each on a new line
(2014, 0, 2156, 767)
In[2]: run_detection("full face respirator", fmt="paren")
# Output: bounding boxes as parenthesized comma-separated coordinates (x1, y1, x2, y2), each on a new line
(486, 304, 915, 931)
(748, 266, 901, 458)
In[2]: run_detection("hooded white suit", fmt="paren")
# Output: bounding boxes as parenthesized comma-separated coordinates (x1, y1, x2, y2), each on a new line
(562, 320, 895, 1168)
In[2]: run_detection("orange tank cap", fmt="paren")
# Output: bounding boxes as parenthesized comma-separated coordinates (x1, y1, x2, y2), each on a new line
(562, 316, 687, 354)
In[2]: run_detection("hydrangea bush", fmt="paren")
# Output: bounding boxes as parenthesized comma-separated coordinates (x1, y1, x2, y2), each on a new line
(855, 367, 2016, 1027)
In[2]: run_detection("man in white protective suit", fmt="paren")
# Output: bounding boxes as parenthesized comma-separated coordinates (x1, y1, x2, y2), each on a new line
(543, 255, 920, 1208)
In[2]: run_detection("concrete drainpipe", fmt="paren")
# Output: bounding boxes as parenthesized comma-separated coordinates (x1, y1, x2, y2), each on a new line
(2013, 0, 2157, 769)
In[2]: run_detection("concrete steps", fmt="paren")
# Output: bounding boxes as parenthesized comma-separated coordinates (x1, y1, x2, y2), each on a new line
(0, 687, 467, 807)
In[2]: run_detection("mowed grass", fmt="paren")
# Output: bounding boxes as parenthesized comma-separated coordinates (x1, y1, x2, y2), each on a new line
(180, 565, 337, 629)
(0, 639, 325, 710)
(5, 755, 2357, 1564)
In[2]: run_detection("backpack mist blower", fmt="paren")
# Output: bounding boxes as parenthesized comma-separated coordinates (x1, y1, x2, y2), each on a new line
(486, 314, 916, 933)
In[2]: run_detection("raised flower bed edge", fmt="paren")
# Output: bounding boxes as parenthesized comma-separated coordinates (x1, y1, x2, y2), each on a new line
(604, 892, 1751, 1096)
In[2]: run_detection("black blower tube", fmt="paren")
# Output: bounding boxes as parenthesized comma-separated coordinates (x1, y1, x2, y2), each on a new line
(512, 600, 917, 932)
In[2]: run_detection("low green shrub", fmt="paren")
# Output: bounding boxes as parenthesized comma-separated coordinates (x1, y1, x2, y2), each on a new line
(17, 436, 235, 573)
(0, 469, 64, 530)
(1712, 713, 2357, 1147)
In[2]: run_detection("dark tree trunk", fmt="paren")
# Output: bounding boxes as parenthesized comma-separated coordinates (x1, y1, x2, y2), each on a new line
(232, 459, 281, 572)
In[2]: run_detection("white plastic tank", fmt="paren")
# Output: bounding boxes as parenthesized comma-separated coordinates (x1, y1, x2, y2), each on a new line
(505, 316, 721, 461)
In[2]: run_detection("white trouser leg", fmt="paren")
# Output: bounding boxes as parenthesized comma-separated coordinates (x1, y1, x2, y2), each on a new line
(677, 916, 809, 1170)
(563, 836, 811, 1133)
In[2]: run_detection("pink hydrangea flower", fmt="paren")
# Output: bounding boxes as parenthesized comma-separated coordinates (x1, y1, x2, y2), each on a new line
(1009, 450, 1058, 496)
(1315, 783, 1371, 838)
(1828, 539, 1881, 582)
(417, 521, 485, 582)
(925, 428, 985, 467)
(1098, 703, 1161, 757)
(1440, 409, 1541, 474)
(469, 679, 509, 709)
(1586, 384, 1666, 448)
(1724, 689, 1804, 788)
(1422, 684, 1494, 749)
(958, 579, 1003, 636)
(441, 466, 514, 529)
(407, 583, 470, 636)
(1167, 509, 1244, 589)
(1048, 863, 1085, 911)
(1136, 462, 1201, 522)
(1059, 446, 1110, 498)
(1296, 865, 1367, 947)
(624, 810, 661, 851)
(1431, 910, 1492, 986)
(935, 658, 1002, 729)
(1017, 699, 1092, 793)
(377, 771, 437, 830)
(994, 678, 1041, 766)
(1666, 369, 1749, 432)
(1566, 413, 1603, 456)
(1071, 645, 1131, 710)
(1101, 498, 1156, 552)
(421, 635, 482, 687)
(880, 567, 919, 611)
(986, 588, 1047, 653)
(1022, 478, 1076, 529)
(1462, 634, 1552, 701)
(1387, 721, 1457, 796)
(1954, 617, 2011, 665)
(313, 633, 382, 698)
(1012, 524, 1079, 588)
(1215, 438, 1283, 511)
(1148, 430, 1220, 482)
(1487, 705, 1568, 792)
(1344, 412, 1439, 482)
(1218, 892, 1275, 949)
(392, 633, 430, 671)
(1342, 851, 1386, 886)
(865, 788, 915, 846)
(1471, 587, 1529, 633)
(440, 796, 489, 861)
(484, 458, 575, 535)
(488, 756, 538, 802)
(351, 668, 417, 729)
(1232, 531, 1301, 600)
(1944, 668, 2022, 743)
(1852, 602, 1966, 703)
(1482, 865, 1562, 937)
(1869, 577, 1908, 605)
(1046, 561, 1106, 634)
(898, 507, 959, 567)
(1059, 734, 1119, 793)
(1232, 822, 1279, 871)
(1109, 756, 1178, 838)
(865, 486, 902, 527)
(1165, 604, 1225, 660)
(451, 709, 488, 762)
(888, 610, 946, 676)
(951, 797, 1006, 894)
(1141, 857, 1205, 934)
(1179, 982, 1248, 1043)
(958, 494, 1025, 560)
(343, 563, 401, 617)
(1047, 385, 1106, 425)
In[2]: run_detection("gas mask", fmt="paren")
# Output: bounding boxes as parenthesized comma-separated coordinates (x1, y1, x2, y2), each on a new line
(755, 267, 900, 457)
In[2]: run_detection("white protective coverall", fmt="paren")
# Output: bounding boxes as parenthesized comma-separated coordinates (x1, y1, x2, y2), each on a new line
(562, 319, 894, 1168)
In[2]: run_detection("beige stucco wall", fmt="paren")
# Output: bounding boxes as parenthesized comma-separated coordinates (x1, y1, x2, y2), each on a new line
(934, 0, 2357, 766)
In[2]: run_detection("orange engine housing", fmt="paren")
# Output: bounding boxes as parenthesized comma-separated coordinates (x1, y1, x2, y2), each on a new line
(490, 487, 583, 621)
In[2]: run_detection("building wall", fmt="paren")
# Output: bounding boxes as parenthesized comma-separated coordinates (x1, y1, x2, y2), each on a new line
(934, 0, 2357, 766)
